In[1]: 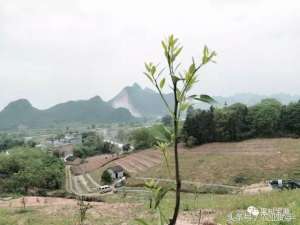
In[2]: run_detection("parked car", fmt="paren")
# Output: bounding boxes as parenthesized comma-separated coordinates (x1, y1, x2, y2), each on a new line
(97, 185, 112, 193)
(269, 179, 300, 189)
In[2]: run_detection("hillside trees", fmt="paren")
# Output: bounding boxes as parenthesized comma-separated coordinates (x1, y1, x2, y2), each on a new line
(0, 133, 24, 151)
(129, 127, 158, 150)
(182, 107, 215, 145)
(74, 131, 117, 158)
(280, 101, 300, 135)
(0, 148, 64, 193)
(248, 99, 282, 137)
(182, 99, 300, 145)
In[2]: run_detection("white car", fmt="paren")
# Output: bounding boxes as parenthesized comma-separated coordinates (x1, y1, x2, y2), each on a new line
(97, 185, 112, 193)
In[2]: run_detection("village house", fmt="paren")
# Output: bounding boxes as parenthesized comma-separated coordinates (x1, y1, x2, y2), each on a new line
(53, 144, 75, 161)
(106, 166, 124, 180)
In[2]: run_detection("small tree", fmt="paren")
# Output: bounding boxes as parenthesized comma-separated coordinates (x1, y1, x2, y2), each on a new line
(101, 170, 112, 184)
(143, 35, 216, 225)
(21, 197, 26, 209)
(77, 196, 93, 225)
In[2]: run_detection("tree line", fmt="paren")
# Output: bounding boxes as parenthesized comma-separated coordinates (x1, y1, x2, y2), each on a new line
(182, 98, 300, 146)
(0, 133, 36, 151)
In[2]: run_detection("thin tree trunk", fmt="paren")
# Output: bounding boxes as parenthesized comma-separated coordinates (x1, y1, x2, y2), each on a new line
(169, 86, 181, 225)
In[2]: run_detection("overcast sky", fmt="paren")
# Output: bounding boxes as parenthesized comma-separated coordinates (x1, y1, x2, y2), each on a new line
(0, 0, 299, 110)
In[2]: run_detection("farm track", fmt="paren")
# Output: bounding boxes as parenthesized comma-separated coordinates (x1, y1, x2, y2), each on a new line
(133, 177, 241, 190)
(66, 166, 103, 195)
(85, 173, 101, 188)
(78, 175, 93, 193)
(106, 150, 162, 174)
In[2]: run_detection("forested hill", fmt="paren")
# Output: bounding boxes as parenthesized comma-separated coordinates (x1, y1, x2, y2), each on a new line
(0, 96, 135, 130)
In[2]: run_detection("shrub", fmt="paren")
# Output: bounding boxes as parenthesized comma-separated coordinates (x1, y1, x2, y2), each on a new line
(186, 136, 197, 148)
(101, 170, 112, 184)
(233, 175, 249, 184)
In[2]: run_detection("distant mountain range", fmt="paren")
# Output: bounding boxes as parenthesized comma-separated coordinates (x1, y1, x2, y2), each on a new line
(0, 96, 134, 130)
(0, 82, 299, 130)
(109, 83, 173, 117)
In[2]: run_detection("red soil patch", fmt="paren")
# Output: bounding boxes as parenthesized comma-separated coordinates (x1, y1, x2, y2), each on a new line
(71, 154, 119, 175)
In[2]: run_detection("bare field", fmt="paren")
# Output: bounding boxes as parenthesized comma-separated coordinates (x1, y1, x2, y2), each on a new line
(130, 138, 300, 186)
(71, 154, 118, 175)
(83, 138, 300, 189)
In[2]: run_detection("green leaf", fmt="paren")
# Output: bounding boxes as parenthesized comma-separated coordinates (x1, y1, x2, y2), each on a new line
(144, 62, 151, 72)
(159, 78, 166, 89)
(151, 65, 156, 75)
(135, 218, 150, 225)
(161, 41, 167, 53)
(173, 46, 183, 59)
(156, 142, 171, 177)
(143, 72, 153, 83)
(154, 187, 169, 209)
(193, 94, 216, 104)
(188, 63, 196, 74)
(176, 88, 182, 101)
(180, 102, 190, 112)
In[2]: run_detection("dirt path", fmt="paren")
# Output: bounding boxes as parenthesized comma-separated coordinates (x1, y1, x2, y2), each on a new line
(242, 182, 272, 194)
(134, 177, 240, 190)
(78, 175, 93, 193)
(85, 173, 101, 188)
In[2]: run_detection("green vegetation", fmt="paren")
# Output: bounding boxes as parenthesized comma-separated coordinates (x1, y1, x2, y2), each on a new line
(129, 124, 172, 149)
(129, 128, 157, 150)
(101, 170, 113, 184)
(182, 99, 300, 146)
(74, 132, 118, 158)
(0, 148, 64, 194)
(0, 133, 24, 151)
(0, 97, 135, 131)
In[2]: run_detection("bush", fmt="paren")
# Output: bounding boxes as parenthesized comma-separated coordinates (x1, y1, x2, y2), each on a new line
(233, 175, 249, 184)
(129, 128, 156, 149)
(186, 136, 197, 148)
(101, 170, 112, 184)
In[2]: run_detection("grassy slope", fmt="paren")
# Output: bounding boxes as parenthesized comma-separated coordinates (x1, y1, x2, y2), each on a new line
(128, 138, 300, 187)
(0, 190, 299, 225)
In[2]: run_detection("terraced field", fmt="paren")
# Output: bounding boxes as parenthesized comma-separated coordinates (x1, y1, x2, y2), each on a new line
(89, 149, 162, 181)
(66, 166, 101, 195)
(70, 138, 300, 194)
(133, 138, 300, 186)
(114, 150, 161, 173)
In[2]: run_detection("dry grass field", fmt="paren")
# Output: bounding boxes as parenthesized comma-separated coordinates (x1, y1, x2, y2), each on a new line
(0, 190, 299, 225)
(87, 138, 300, 188)
(131, 138, 300, 186)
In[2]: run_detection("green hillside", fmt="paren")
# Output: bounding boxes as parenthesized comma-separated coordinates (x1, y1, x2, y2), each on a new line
(0, 96, 135, 130)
